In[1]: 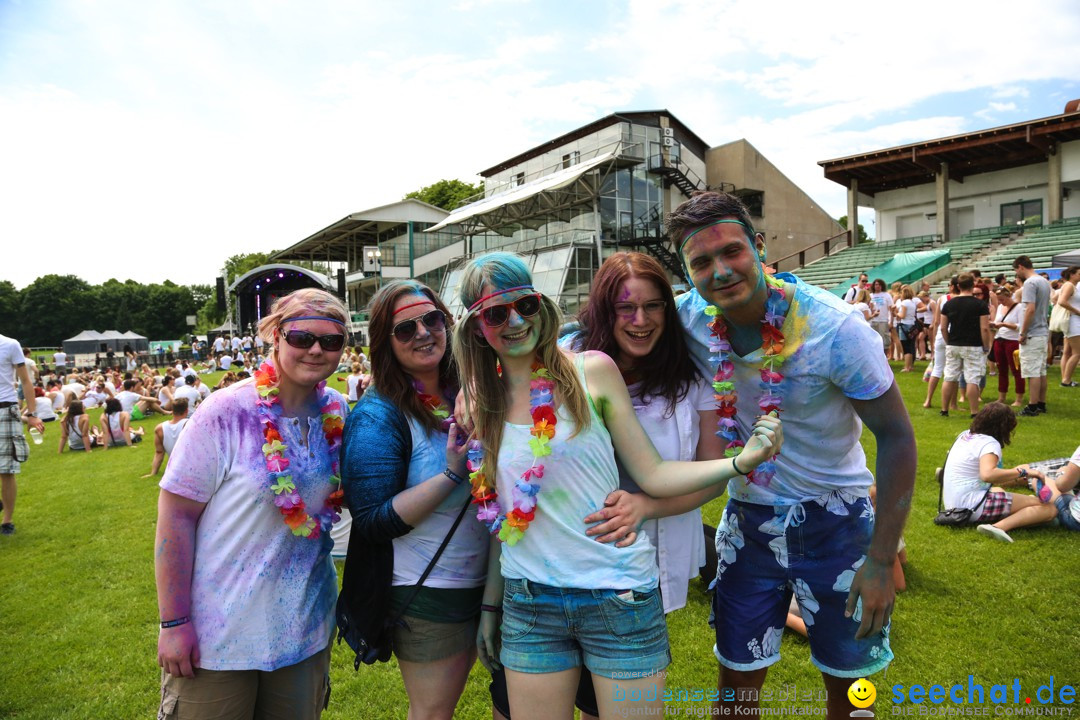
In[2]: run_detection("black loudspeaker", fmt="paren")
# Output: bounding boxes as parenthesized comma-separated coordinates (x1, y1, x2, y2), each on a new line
(337, 268, 347, 301)
(216, 277, 226, 311)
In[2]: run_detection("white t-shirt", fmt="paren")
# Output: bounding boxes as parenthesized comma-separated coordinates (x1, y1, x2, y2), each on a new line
(852, 302, 872, 322)
(83, 390, 108, 408)
(115, 390, 142, 414)
(994, 303, 1021, 342)
(943, 431, 1001, 519)
(1065, 446, 1080, 525)
(219, 355, 234, 370)
(0, 334, 22, 404)
(230, 337, 241, 352)
(898, 298, 919, 327)
(391, 418, 489, 588)
(34, 395, 57, 421)
(678, 276, 893, 505)
(24, 357, 37, 382)
(620, 376, 713, 613)
(160, 380, 348, 671)
(161, 417, 188, 455)
(195, 382, 211, 401)
(870, 292, 893, 324)
(346, 374, 363, 402)
(173, 384, 200, 408)
(53, 351, 67, 367)
(213, 337, 225, 353)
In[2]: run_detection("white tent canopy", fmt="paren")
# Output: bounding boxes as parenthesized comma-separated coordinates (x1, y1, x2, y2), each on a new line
(1052, 248, 1080, 266)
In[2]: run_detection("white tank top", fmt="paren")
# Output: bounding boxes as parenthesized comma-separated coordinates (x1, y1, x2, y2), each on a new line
(495, 353, 658, 592)
(162, 418, 188, 455)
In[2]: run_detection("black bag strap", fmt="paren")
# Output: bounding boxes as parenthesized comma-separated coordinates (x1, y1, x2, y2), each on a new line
(387, 492, 473, 628)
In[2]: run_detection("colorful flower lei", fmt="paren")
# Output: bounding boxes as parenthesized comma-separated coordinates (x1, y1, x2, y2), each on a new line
(706, 275, 787, 486)
(467, 359, 555, 546)
(413, 379, 453, 432)
(255, 361, 345, 539)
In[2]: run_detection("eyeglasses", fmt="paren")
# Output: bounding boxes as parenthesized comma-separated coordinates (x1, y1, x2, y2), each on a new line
(614, 300, 666, 318)
(393, 309, 446, 343)
(281, 330, 346, 352)
(478, 294, 542, 328)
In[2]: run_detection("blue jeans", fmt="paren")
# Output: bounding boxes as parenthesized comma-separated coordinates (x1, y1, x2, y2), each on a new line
(500, 578, 670, 678)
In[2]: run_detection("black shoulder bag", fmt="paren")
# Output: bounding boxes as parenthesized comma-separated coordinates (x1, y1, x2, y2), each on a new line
(933, 452, 991, 526)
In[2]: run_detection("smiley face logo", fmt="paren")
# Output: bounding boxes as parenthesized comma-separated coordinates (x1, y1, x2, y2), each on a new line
(847, 678, 876, 709)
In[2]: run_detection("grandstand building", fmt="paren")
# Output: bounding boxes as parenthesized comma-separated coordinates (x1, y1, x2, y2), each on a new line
(274, 111, 844, 318)
(808, 100, 1080, 294)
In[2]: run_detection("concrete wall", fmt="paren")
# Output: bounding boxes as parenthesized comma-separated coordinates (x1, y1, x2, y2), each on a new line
(706, 140, 844, 269)
(873, 162, 1054, 241)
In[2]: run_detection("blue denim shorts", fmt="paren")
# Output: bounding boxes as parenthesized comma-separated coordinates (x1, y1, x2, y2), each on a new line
(1054, 495, 1080, 531)
(500, 578, 670, 679)
(710, 496, 893, 678)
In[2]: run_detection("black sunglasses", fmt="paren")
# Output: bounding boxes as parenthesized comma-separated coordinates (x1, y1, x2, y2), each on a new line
(479, 294, 542, 328)
(281, 330, 346, 352)
(393, 309, 446, 343)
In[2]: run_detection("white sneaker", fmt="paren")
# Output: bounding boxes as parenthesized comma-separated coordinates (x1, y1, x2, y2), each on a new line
(977, 524, 1013, 543)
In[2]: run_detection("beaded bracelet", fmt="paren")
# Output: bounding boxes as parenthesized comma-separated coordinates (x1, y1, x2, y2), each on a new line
(480, 604, 503, 614)
(160, 616, 190, 629)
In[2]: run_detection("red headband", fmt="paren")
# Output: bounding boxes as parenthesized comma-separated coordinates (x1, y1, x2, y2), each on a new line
(393, 299, 435, 315)
(467, 285, 535, 312)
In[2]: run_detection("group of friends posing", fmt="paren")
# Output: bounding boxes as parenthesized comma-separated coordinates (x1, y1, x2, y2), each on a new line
(153, 192, 916, 720)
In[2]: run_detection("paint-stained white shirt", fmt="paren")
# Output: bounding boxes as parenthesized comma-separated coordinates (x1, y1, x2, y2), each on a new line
(677, 275, 893, 505)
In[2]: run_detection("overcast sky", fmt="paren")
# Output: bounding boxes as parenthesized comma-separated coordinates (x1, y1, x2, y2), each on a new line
(2, 0, 1079, 289)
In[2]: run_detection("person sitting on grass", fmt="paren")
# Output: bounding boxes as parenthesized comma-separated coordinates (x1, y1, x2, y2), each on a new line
(941, 402, 1045, 529)
(140, 398, 189, 478)
(58, 400, 102, 453)
(116, 378, 164, 419)
(977, 444, 1080, 542)
(100, 397, 145, 448)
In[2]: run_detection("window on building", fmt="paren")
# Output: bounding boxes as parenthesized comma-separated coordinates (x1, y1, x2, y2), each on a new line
(561, 151, 580, 169)
(511, 172, 525, 188)
(734, 189, 765, 218)
(1000, 200, 1042, 228)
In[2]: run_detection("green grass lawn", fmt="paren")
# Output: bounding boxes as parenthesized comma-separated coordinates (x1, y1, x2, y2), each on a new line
(2, 364, 1078, 718)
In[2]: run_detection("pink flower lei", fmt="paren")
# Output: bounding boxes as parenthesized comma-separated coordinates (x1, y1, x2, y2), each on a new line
(706, 274, 786, 486)
(467, 359, 555, 546)
(255, 360, 345, 539)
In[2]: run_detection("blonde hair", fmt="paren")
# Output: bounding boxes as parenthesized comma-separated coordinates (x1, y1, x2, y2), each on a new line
(451, 252, 590, 482)
(901, 286, 914, 300)
(854, 288, 872, 305)
(257, 288, 348, 366)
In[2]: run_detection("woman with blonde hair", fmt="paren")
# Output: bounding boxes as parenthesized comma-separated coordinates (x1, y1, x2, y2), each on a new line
(1056, 266, 1080, 386)
(452, 252, 782, 720)
(154, 288, 349, 719)
(852, 288, 875, 323)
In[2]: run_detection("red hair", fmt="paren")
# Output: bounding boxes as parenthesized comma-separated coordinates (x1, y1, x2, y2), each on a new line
(575, 252, 700, 415)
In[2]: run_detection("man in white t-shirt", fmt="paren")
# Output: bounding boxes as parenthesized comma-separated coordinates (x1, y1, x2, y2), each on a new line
(1, 333, 46, 535)
(671, 192, 915, 715)
(173, 379, 201, 409)
(230, 335, 242, 354)
(212, 336, 226, 354)
(53, 350, 67, 372)
(219, 354, 234, 371)
(141, 398, 190, 478)
(842, 273, 870, 304)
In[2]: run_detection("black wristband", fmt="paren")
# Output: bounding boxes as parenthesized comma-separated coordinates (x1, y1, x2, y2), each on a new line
(444, 468, 466, 486)
(731, 454, 746, 476)
(160, 616, 190, 629)
(480, 604, 502, 614)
